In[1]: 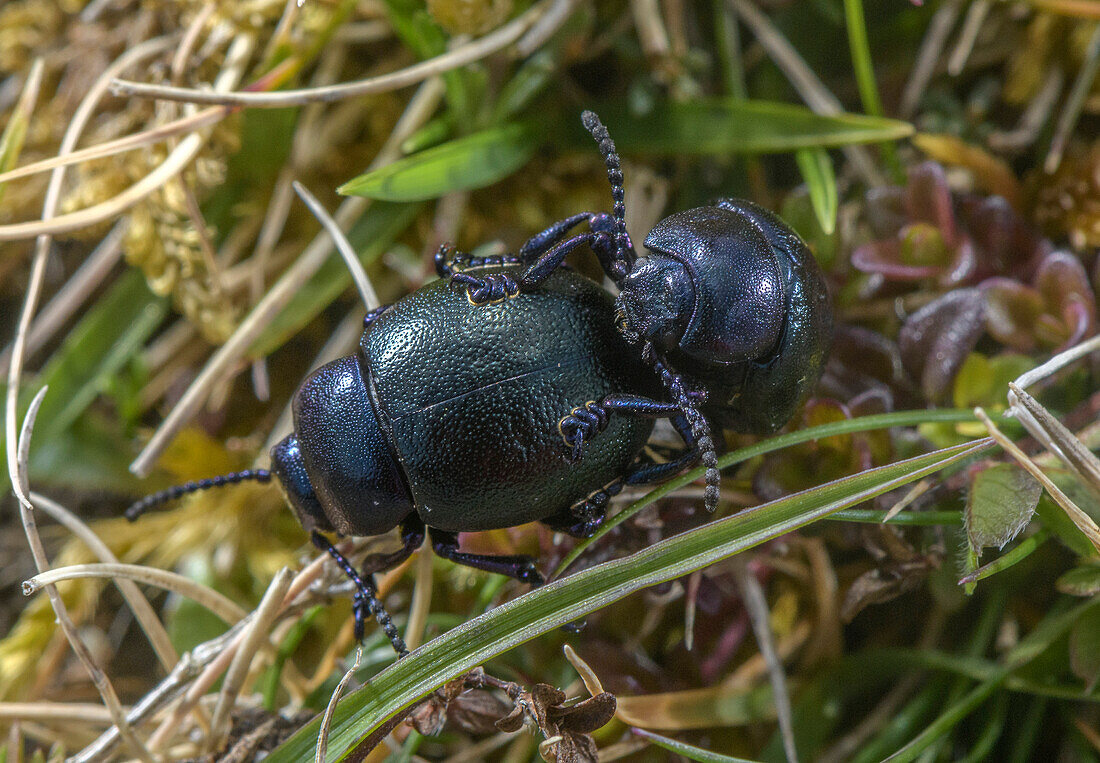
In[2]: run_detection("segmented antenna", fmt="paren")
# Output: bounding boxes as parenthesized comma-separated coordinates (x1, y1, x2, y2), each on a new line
(641, 342, 721, 513)
(125, 469, 273, 521)
(581, 110, 633, 266)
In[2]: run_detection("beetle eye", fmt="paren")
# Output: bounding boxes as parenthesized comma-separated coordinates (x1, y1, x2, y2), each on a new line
(615, 257, 693, 352)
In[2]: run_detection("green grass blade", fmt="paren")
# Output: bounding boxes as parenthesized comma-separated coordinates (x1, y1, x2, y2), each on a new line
(591, 99, 913, 155)
(885, 597, 1100, 763)
(959, 529, 1052, 585)
(0, 60, 43, 204)
(632, 728, 761, 762)
(557, 408, 989, 575)
(268, 438, 990, 763)
(795, 147, 837, 234)
(338, 124, 537, 201)
(841, 0, 884, 119)
(828, 509, 962, 525)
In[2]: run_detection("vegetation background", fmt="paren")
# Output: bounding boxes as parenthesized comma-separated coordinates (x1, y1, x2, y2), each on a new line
(0, 0, 1099, 760)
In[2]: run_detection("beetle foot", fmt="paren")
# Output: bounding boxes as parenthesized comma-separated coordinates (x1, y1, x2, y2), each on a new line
(561, 618, 587, 633)
(516, 560, 545, 587)
(558, 402, 610, 462)
(543, 482, 617, 539)
(450, 271, 520, 304)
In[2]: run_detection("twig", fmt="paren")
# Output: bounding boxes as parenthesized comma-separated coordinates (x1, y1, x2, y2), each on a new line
(0, 106, 225, 186)
(1013, 334, 1100, 391)
(146, 548, 344, 752)
(1045, 21, 1100, 173)
(988, 67, 1064, 152)
(4, 34, 173, 508)
(316, 646, 363, 763)
(1009, 384, 1100, 496)
(515, 0, 577, 56)
(899, 0, 961, 118)
(72, 627, 244, 763)
(28, 491, 178, 672)
(0, 223, 123, 376)
(0, 703, 118, 724)
(209, 567, 294, 750)
(405, 547, 433, 652)
(171, 2, 217, 83)
(974, 408, 1100, 553)
(946, 0, 990, 75)
(293, 181, 381, 309)
(0, 57, 45, 186)
(110, 2, 550, 107)
(13, 390, 155, 763)
(0, 130, 218, 241)
(727, 0, 883, 186)
(24, 563, 248, 624)
(132, 74, 447, 476)
(731, 557, 798, 763)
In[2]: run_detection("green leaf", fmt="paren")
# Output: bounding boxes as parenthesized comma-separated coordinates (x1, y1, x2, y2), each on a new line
(591, 99, 914, 155)
(1069, 606, 1100, 688)
(1036, 494, 1100, 559)
(960, 529, 1051, 586)
(794, 147, 837, 234)
(250, 201, 421, 357)
(952, 353, 1035, 410)
(966, 463, 1042, 554)
(267, 438, 989, 763)
(632, 729, 761, 762)
(1057, 562, 1100, 596)
(492, 50, 557, 123)
(338, 124, 538, 202)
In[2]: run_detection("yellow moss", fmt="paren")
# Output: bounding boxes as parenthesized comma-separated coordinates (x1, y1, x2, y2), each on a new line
(0, 432, 301, 705)
(426, 0, 513, 35)
(1032, 142, 1100, 250)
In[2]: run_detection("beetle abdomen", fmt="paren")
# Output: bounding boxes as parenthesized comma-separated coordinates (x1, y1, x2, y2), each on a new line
(361, 269, 657, 532)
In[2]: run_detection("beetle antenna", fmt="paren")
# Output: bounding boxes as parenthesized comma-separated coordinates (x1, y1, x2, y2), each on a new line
(641, 343, 720, 512)
(581, 110, 633, 267)
(125, 469, 273, 521)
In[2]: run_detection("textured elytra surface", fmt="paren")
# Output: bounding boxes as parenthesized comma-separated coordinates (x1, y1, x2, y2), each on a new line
(362, 268, 659, 532)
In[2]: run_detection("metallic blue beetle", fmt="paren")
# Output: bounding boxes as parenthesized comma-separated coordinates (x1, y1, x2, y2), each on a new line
(127, 112, 832, 655)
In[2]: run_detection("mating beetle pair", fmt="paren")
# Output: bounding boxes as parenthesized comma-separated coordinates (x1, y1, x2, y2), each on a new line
(128, 112, 832, 655)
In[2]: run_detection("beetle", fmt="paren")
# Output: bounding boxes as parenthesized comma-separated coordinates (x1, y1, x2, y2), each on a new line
(126, 112, 832, 655)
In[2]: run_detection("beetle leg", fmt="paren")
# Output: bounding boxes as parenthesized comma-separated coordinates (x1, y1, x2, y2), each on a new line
(542, 479, 622, 538)
(642, 343, 721, 512)
(359, 515, 426, 575)
(518, 211, 594, 259)
(362, 304, 389, 329)
(543, 442, 703, 540)
(428, 528, 544, 586)
(450, 271, 520, 304)
(558, 394, 684, 462)
(433, 243, 465, 277)
(436, 243, 523, 277)
(311, 531, 410, 656)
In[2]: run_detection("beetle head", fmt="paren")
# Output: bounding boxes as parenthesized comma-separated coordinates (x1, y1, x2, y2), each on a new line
(628, 205, 789, 367)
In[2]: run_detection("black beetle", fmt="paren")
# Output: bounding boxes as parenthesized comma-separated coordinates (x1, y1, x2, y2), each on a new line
(127, 112, 831, 655)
